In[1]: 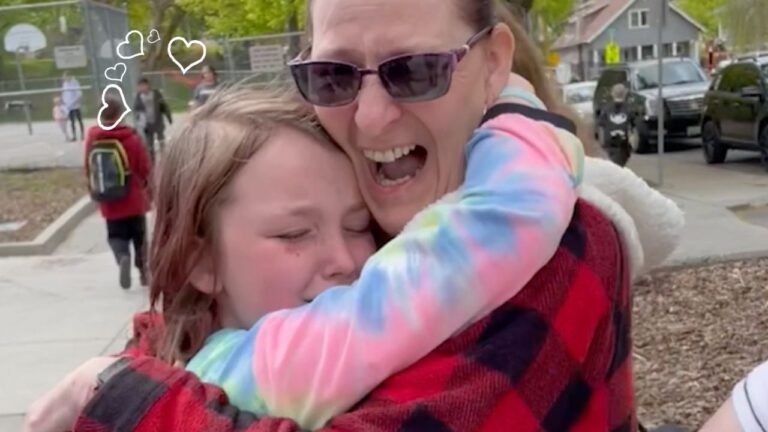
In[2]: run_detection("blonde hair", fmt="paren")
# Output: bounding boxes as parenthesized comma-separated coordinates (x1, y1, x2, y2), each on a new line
(149, 84, 331, 363)
(486, 1, 597, 155)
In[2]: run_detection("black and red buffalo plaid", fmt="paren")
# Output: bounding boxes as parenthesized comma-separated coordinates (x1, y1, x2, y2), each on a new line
(74, 198, 635, 432)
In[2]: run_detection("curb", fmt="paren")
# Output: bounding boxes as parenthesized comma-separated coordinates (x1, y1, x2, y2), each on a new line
(0, 196, 95, 257)
(655, 249, 768, 273)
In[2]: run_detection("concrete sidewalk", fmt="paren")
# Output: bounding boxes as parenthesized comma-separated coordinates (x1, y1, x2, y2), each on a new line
(0, 253, 148, 431)
(627, 148, 768, 266)
(0, 115, 186, 169)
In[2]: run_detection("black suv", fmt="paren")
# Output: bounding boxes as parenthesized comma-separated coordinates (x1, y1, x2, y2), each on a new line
(701, 59, 768, 170)
(594, 58, 710, 153)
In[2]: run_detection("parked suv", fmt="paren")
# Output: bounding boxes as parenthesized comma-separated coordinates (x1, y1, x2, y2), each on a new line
(701, 58, 768, 170)
(593, 58, 710, 153)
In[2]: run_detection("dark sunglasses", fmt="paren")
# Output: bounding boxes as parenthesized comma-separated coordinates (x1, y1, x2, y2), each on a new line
(288, 26, 494, 107)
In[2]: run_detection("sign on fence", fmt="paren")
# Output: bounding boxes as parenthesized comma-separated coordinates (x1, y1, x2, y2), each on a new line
(249, 45, 285, 73)
(54, 45, 87, 69)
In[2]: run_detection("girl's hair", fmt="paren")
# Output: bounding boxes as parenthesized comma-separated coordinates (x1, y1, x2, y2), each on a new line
(149, 84, 330, 363)
(304, 0, 597, 156)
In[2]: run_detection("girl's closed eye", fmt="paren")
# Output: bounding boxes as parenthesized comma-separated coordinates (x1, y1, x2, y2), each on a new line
(275, 229, 312, 242)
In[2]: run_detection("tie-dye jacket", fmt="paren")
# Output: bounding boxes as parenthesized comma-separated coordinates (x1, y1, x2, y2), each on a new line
(185, 90, 585, 430)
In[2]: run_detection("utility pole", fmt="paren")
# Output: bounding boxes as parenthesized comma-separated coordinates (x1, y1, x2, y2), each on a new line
(656, 0, 667, 186)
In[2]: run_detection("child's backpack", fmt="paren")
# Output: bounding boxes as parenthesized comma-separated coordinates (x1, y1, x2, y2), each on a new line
(87, 139, 131, 202)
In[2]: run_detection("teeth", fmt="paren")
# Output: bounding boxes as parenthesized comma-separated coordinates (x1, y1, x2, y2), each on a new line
(363, 145, 417, 163)
(375, 170, 420, 187)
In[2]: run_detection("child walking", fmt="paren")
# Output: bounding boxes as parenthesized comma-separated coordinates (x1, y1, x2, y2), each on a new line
(138, 80, 583, 429)
(52, 97, 69, 141)
(84, 98, 153, 289)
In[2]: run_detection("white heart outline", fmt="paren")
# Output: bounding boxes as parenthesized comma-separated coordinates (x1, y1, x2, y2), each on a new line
(167, 37, 207, 75)
(97, 84, 132, 131)
(104, 62, 127, 82)
(147, 29, 161, 44)
(116, 30, 144, 60)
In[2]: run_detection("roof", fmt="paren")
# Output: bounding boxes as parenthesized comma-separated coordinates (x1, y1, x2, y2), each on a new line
(553, 0, 707, 50)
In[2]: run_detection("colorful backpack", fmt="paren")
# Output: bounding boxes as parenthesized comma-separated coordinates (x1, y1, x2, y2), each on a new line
(87, 139, 131, 202)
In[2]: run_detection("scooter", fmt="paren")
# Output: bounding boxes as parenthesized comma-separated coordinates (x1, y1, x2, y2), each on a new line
(599, 101, 634, 167)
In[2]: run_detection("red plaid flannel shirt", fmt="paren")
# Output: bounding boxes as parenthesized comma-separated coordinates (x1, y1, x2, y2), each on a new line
(74, 199, 634, 432)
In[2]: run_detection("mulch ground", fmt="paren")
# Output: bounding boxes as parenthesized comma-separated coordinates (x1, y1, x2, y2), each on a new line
(0, 167, 85, 243)
(634, 258, 768, 429)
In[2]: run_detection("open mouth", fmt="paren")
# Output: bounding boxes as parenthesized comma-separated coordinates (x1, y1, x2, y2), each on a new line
(363, 145, 428, 187)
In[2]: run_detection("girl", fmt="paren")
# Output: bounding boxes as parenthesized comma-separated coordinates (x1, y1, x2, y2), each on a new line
(154, 79, 582, 429)
(52, 97, 69, 141)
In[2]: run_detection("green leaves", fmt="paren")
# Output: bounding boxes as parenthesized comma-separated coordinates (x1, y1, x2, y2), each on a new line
(175, 0, 306, 37)
(717, 0, 768, 51)
(674, 0, 724, 37)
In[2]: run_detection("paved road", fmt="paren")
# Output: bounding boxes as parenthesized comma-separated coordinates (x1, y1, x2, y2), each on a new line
(0, 115, 186, 169)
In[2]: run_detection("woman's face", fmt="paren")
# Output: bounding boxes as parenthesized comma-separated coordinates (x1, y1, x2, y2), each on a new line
(309, 0, 509, 235)
(202, 127, 376, 329)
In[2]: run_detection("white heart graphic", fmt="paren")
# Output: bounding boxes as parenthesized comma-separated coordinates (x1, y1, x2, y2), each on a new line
(116, 30, 144, 60)
(97, 85, 132, 131)
(167, 37, 207, 75)
(104, 62, 127, 82)
(147, 29, 161, 44)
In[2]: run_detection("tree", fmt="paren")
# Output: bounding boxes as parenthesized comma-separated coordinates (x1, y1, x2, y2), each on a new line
(176, 0, 305, 37)
(674, 0, 725, 37)
(530, 0, 575, 52)
(717, 0, 768, 51)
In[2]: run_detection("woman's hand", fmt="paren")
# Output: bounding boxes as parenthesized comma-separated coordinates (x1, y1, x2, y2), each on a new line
(23, 356, 119, 432)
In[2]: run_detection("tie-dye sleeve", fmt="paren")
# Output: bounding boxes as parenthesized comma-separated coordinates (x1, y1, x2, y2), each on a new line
(186, 92, 584, 429)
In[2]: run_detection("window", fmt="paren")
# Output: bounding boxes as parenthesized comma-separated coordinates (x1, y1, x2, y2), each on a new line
(629, 9, 649, 29)
(622, 47, 638, 62)
(663, 43, 674, 58)
(641, 45, 655, 60)
(596, 69, 629, 103)
(634, 60, 706, 90)
(722, 64, 762, 94)
(677, 41, 691, 58)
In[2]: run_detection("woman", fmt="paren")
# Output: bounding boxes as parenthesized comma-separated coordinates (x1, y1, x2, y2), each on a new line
(27, 0, 682, 430)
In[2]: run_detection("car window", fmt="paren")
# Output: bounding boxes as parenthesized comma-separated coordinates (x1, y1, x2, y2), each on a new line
(761, 64, 768, 83)
(634, 61, 706, 90)
(717, 66, 736, 92)
(596, 70, 628, 104)
(565, 84, 597, 104)
(724, 64, 762, 93)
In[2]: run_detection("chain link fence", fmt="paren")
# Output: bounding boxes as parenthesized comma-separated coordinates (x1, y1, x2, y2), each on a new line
(0, 0, 136, 126)
(1, 0, 304, 128)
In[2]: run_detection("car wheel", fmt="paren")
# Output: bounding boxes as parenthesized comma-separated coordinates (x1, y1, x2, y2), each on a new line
(702, 121, 728, 164)
(759, 125, 768, 172)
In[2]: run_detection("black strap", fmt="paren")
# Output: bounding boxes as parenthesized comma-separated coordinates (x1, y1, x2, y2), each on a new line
(482, 103, 577, 135)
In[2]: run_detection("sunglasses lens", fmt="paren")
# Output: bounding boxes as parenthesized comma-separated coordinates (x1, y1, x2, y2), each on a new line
(379, 53, 454, 102)
(290, 62, 360, 106)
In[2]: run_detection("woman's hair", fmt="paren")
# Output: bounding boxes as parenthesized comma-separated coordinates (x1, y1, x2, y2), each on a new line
(304, 0, 597, 156)
(149, 84, 329, 363)
(460, 0, 597, 155)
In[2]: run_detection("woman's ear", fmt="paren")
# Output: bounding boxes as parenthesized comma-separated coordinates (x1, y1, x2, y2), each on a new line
(483, 23, 516, 106)
(188, 249, 222, 296)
